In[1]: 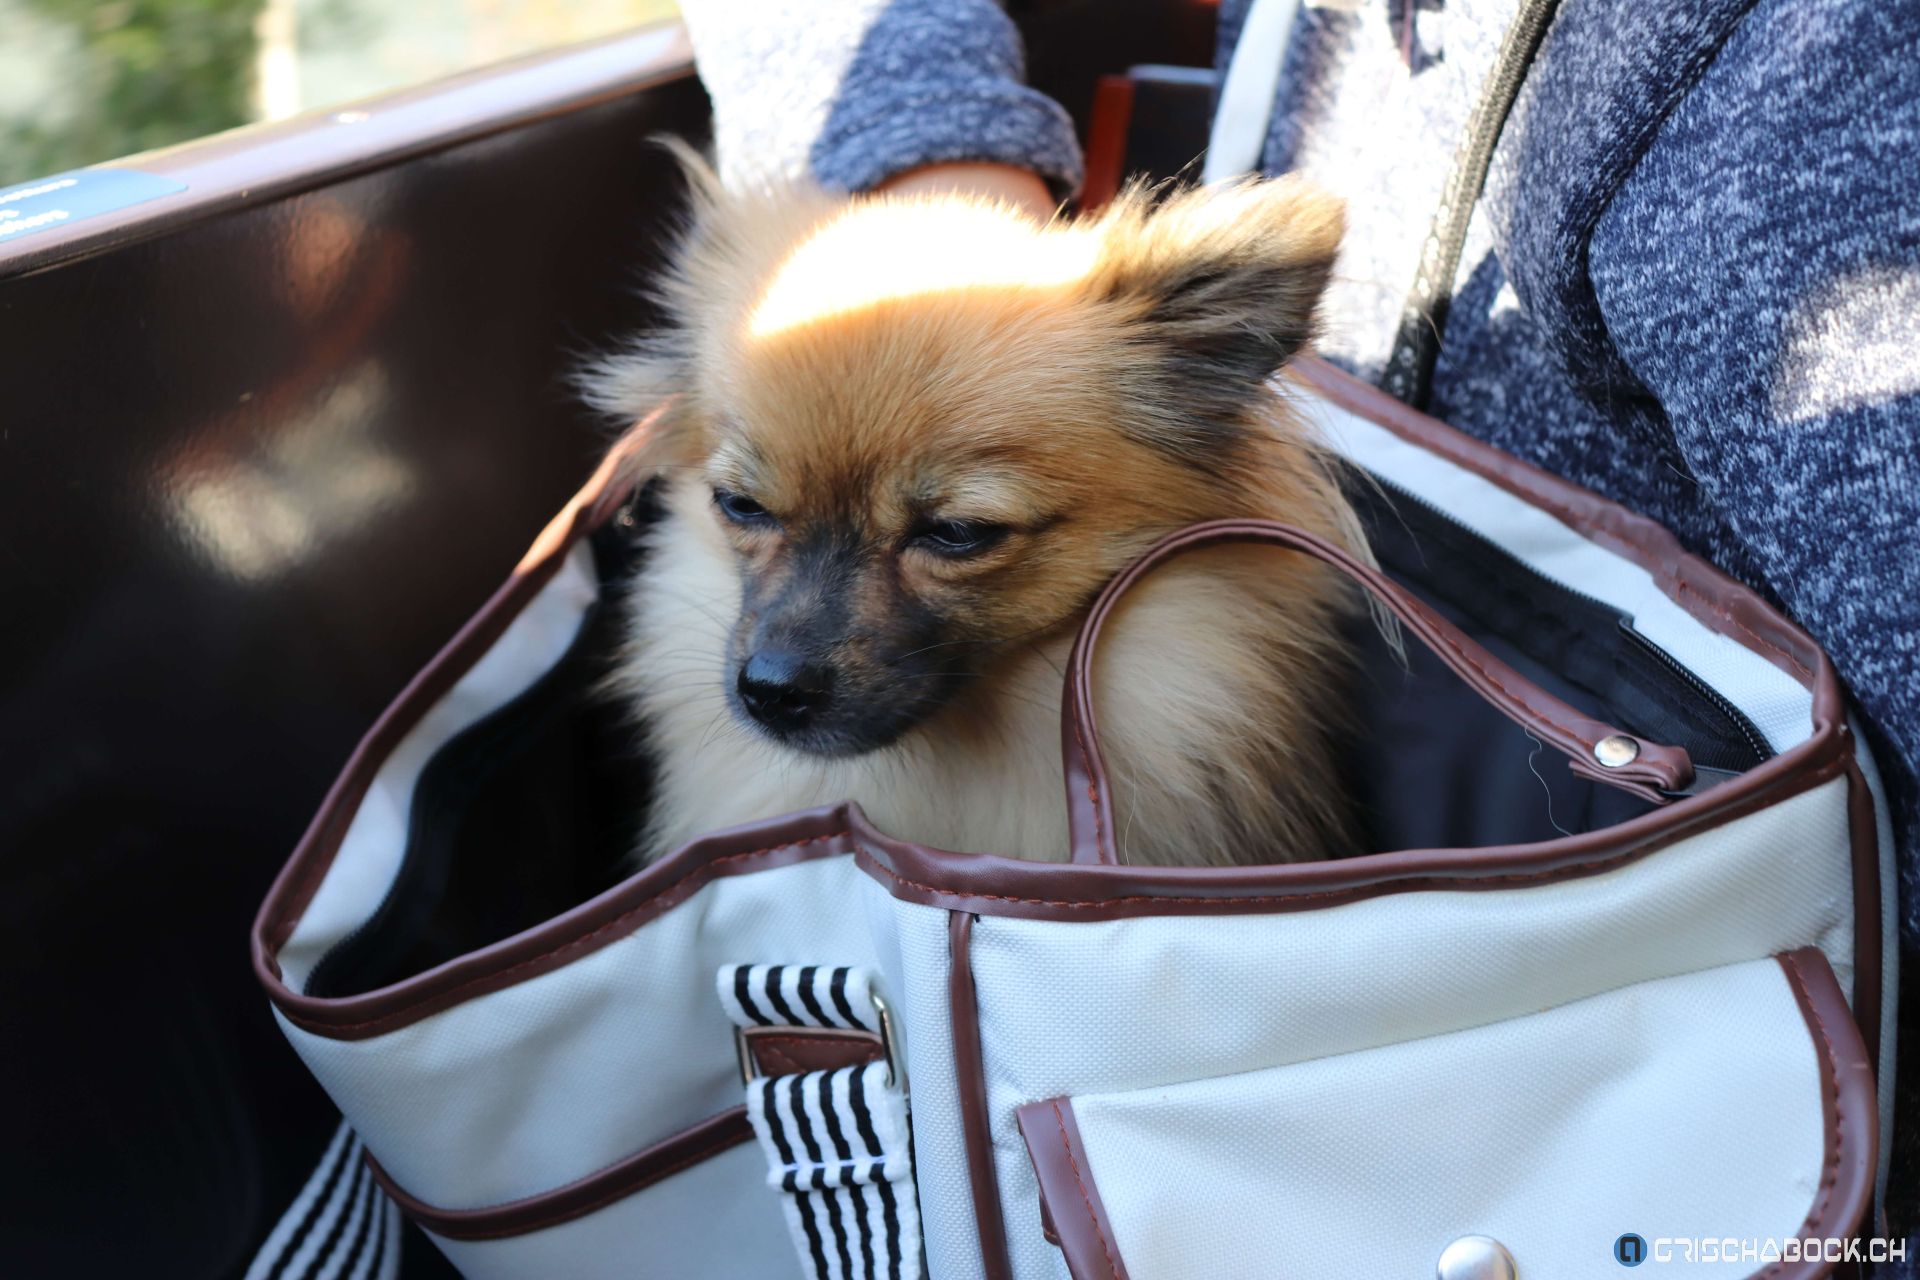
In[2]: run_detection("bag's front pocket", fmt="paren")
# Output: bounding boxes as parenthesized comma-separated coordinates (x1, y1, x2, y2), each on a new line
(371, 1109, 800, 1280)
(1017, 951, 1872, 1280)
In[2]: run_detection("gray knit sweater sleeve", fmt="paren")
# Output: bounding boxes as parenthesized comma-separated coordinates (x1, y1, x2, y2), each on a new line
(678, 0, 1083, 197)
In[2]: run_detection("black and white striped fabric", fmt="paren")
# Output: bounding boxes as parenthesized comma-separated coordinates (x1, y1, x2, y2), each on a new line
(245, 1121, 401, 1280)
(717, 962, 884, 1034)
(745, 1061, 921, 1280)
(718, 964, 922, 1280)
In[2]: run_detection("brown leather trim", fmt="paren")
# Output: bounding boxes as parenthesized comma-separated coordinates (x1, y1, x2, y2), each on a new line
(1016, 1098, 1131, 1280)
(857, 357, 1855, 916)
(245, 412, 871, 1041)
(1293, 355, 1839, 707)
(952, 910, 1016, 1280)
(264, 807, 854, 1040)
(0, 24, 694, 282)
(253, 354, 1865, 1045)
(365, 1107, 751, 1242)
(1770, 948, 1878, 1278)
(1293, 357, 1880, 1079)
(742, 1027, 883, 1077)
(1061, 519, 1693, 863)
(1845, 761, 1884, 1090)
(253, 413, 646, 968)
(249, 417, 864, 1042)
(1011, 951, 1869, 1280)
(855, 733, 1843, 921)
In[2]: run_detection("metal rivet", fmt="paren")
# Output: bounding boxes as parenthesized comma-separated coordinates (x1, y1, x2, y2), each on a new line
(1593, 734, 1641, 768)
(1437, 1235, 1518, 1280)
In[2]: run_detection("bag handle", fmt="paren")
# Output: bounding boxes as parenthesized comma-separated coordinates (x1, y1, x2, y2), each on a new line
(1059, 519, 1695, 865)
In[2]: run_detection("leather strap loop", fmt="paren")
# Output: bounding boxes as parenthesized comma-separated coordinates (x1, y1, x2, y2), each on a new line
(1060, 518, 1695, 865)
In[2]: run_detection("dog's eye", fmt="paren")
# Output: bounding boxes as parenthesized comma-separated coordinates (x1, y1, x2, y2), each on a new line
(713, 489, 775, 526)
(911, 519, 1009, 557)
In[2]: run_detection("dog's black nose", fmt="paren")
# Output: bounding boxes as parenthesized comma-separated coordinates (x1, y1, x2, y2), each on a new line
(737, 650, 835, 732)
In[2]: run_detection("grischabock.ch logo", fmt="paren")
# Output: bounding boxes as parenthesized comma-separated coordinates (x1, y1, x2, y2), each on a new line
(1615, 1233, 1906, 1266)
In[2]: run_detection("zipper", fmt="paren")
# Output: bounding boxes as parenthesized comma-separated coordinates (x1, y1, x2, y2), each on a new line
(1617, 622, 1773, 764)
(1371, 477, 1625, 617)
(1369, 475, 1773, 769)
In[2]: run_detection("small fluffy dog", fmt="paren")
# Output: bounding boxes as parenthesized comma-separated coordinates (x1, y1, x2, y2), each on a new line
(589, 160, 1369, 866)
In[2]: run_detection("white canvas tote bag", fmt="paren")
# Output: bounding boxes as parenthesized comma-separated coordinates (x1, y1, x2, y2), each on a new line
(251, 352, 1896, 1280)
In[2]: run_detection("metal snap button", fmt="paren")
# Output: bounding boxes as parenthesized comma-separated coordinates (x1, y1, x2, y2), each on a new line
(1593, 733, 1641, 768)
(1437, 1234, 1518, 1280)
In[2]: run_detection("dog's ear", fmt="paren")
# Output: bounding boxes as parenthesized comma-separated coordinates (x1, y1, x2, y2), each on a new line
(1089, 178, 1344, 457)
(579, 141, 845, 484)
(577, 328, 706, 483)
(575, 141, 733, 481)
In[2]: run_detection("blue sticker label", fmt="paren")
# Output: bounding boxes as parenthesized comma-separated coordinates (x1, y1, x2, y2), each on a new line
(0, 168, 188, 244)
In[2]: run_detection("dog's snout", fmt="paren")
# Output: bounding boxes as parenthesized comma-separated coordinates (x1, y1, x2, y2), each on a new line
(737, 650, 835, 732)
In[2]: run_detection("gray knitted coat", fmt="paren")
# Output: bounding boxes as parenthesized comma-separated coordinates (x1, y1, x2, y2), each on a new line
(681, 0, 1920, 1224)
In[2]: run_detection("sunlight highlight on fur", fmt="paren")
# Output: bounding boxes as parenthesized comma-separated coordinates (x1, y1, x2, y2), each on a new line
(747, 198, 1101, 338)
(587, 162, 1368, 869)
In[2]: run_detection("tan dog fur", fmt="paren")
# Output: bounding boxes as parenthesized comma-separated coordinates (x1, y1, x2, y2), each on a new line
(588, 163, 1369, 866)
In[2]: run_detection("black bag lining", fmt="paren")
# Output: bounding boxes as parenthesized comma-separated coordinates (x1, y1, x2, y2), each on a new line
(304, 515, 654, 999)
(306, 486, 1770, 997)
(1356, 481, 1772, 774)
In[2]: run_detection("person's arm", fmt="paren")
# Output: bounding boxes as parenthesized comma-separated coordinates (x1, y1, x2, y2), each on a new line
(678, 0, 1081, 205)
(1587, 0, 1919, 805)
(878, 161, 1056, 218)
